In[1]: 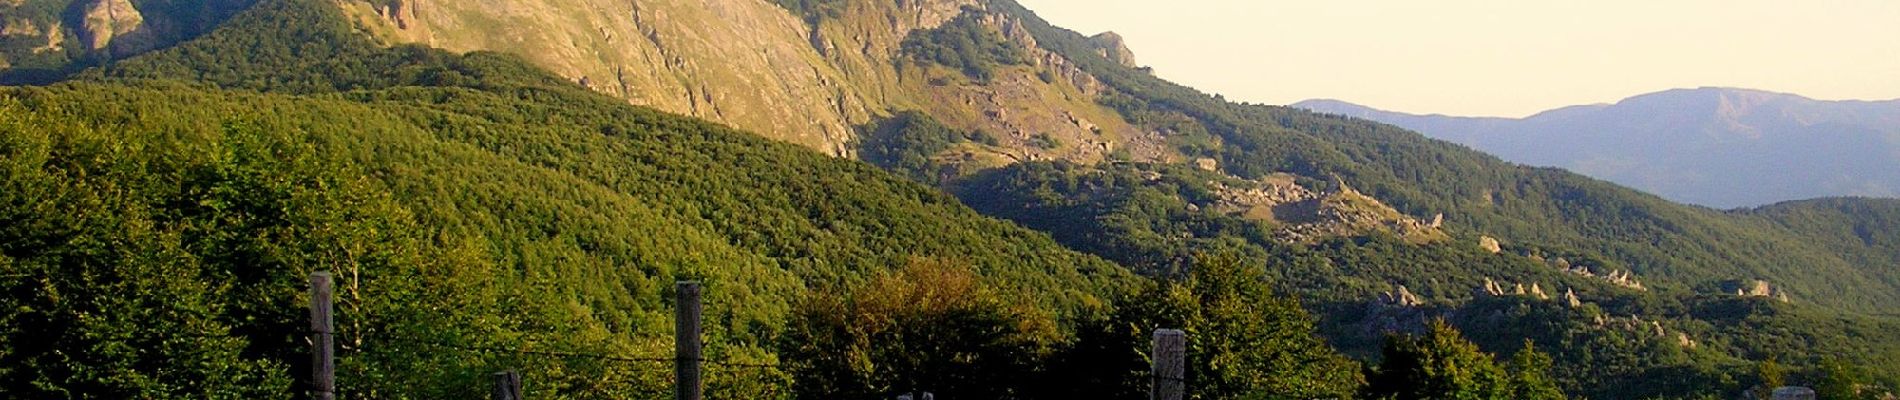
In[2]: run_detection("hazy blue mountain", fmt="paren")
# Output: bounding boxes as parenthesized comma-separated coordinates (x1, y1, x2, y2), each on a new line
(1295, 88, 1900, 208)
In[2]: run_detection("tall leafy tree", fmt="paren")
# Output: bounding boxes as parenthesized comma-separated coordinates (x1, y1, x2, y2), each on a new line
(1363, 320, 1514, 400)
(779, 259, 1056, 400)
(1506, 341, 1566, 400)
(1055, 253, 1363, 400)
(1813, 357, 1882, 400)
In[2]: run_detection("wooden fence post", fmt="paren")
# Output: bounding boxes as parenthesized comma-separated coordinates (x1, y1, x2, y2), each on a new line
(310, 271, 335, 400)
(1152, 329, 1185, 400)
(491, 370, 523, 400)
(675, 282, 703, 400)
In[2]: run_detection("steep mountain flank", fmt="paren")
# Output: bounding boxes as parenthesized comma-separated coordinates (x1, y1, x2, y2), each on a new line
(338, 0, 1156, 161)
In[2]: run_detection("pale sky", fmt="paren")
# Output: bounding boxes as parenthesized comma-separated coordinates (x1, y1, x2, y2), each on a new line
(1015, 0, 1900, 118)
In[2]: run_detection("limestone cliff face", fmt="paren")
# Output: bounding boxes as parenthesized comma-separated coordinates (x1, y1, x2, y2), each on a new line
(339, 0, 1161, 163)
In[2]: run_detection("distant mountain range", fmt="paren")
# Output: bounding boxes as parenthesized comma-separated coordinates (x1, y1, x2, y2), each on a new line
(1294, 88, 1900, 208)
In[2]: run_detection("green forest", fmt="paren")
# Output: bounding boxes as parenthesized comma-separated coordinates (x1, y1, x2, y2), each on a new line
(2, 0, 1898, 398)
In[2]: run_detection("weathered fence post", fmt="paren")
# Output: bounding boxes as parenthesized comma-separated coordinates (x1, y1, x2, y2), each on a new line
(675, 281, 703, 400)
(1152, 329, 1185, 400)
(310, 271, 336, 400)
(491, 370, 523, 400)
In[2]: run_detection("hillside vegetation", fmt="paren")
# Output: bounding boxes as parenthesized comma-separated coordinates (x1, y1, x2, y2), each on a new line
(987, 0, 1900, 313)
(5, 0, 1900, 398)
(2, 0, 1144, 396)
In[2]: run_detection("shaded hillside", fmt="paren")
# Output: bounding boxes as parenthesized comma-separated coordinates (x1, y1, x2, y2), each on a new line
(1740, 197, 1900, 297)
(0, 0, 255, 83)
(1294, 89, 1900, 208)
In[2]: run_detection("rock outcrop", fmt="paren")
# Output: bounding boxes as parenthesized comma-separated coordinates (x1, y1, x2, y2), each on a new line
(1193, 157, 1218, 172)
(1479, 277, 1505, 297)
(1523, 253, 1647, 291)
(339, 0, 1161, 164)
(1591, 314, 1698, 348)
(1383, 285, 1423, 307)
(1726, 279, 1791, 302)
(1205, 175, 1449, 243)
(1088, 31, 1137, 68)
(1476, 277, 1560, 302)
(1363, 284, 1429, 336)
(1478, 236, 1502, 253)
(78, 0, 148, 53)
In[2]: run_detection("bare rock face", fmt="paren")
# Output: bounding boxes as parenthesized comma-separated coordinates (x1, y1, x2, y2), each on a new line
(1746, 280, 1773, 296)
(337, 0, 1159, 165)
(1727, 279, 1790, 302)
(1193, 157, 1218, 171)
(1381, 285, 1423, 307)
(1562, 288, 1582, 308)
(1088, 31, 1137, 68)
(1363, 284, 1429, 336)
(1478, 236, 1502, 253)
(1479, 277, 1505, 297)
(339, 0, 962, 154)
(78, 0, 150, 53)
